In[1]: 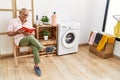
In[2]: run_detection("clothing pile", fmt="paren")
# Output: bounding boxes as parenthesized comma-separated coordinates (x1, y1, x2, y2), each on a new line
(88, 31, 115, 51)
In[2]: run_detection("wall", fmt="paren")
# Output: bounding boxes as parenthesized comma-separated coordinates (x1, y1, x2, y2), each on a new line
(90, 0, 107, 32)
(0, 0, 13, 55)
(34, 0, 93, 44)
(0, 0, 106, 54)
(34, 0, 107, 44)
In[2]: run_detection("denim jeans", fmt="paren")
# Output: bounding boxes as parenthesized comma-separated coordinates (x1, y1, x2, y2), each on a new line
(19, 36, 44, 64)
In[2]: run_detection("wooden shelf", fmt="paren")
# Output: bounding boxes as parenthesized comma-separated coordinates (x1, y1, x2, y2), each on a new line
(35, 24, 58, 55)
(39, 39, 56, 45)
(36, 24, 57, 28)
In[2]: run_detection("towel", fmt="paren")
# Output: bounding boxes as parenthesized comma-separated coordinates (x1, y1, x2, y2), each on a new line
(114, 22, 120, 37)
(107, 37, 115, 44)
(88, 32, 97, 45)
(97, 35, 108, 51)
(97, 35, 115, 51)
(94, 33, 103, 45)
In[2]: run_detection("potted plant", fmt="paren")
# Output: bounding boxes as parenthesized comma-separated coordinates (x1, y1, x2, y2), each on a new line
(41, 29, 51, 40)
(41, 16, 49, 25)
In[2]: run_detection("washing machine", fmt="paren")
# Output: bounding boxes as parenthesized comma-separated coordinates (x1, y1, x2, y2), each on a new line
(57, 22, 80, 55)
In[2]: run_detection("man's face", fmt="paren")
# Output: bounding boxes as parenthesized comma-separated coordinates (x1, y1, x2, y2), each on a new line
(19, 11, 29, 21)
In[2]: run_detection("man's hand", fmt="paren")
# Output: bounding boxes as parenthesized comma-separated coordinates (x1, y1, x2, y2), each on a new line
(17, 29, 25, 34)
(7, 30, 23, 36)
(23, 32, 31, 36)
(7, 30, 34, 36)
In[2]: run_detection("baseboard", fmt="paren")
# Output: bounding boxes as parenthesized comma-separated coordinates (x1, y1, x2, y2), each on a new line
(0, 53, 13, 59)
(79, 43, 88, 46)
(113, 55, 120, 60)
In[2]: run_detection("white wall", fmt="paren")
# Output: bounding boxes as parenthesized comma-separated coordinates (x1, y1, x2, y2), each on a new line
(0, 1, 13, 54)
(0, 0, 107, 54)
(34, 0, 104, 44)
(90, 0, 107, 32)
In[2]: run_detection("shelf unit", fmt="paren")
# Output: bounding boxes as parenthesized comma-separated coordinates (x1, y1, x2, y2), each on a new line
(35, 24, 58, 56)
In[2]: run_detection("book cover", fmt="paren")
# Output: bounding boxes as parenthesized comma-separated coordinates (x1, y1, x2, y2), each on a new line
(19, 27, 35, 33)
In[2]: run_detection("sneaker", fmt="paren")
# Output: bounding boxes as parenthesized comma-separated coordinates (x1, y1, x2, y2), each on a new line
(34, 66, 41, 76)
(46, 46, 56, 53)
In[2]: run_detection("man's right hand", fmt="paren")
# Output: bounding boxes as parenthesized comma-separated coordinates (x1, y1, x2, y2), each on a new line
(7, 29, 25, 36)
(17, 29, 25, 34)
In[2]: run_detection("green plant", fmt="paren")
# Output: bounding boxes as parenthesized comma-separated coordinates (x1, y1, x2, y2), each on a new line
(41, 16, 49, 22)
(41, 29, 51, 36)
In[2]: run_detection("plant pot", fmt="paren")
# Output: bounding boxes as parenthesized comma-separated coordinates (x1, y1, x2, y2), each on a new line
(43, 22, 49, 25)
(43, 36, 48, 40)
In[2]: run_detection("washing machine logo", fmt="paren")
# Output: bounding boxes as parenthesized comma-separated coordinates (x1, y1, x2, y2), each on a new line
(65, 33, 75, 44)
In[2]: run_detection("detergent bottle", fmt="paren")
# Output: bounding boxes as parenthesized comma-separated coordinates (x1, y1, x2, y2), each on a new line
(52, 12, 57, 26)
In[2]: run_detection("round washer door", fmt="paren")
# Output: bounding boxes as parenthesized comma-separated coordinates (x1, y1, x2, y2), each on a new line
(62, 30, 77, 48)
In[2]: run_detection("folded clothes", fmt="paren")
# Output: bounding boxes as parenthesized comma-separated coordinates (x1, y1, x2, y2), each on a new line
(46, 46, 56, 53)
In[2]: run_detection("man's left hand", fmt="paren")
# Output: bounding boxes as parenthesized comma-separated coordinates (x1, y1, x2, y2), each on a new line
(23, 32, 31, 36)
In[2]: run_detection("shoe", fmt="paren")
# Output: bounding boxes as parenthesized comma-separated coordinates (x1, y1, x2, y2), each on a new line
(46, 46, 56, 53)
(34, 66, 41, 76)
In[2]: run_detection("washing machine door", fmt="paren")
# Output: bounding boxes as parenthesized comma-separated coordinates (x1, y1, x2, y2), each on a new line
(62, 30, 77, 48)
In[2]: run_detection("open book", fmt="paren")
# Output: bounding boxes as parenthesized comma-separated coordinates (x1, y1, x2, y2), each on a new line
(19, 27, 35, 33)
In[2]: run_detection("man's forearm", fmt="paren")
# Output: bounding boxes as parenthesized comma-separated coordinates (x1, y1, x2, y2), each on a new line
(7, 31, 19, 36)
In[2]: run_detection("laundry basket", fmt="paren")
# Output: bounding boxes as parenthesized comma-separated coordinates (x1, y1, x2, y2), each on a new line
(89, 31, 115, 59)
